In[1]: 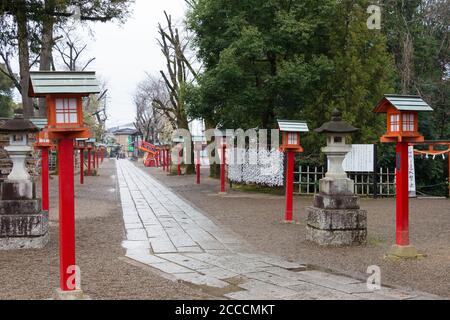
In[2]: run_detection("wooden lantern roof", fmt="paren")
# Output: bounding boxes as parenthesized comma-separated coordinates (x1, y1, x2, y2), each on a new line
(277, 120, 309, 133)
(30, 118, 48, 129)
(28, 71, 101, 97)
(374, 94, 433, 113)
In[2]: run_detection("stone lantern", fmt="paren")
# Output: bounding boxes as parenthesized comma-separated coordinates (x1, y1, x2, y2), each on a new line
(316, 109, 358, 184)
(1, 113, 39, 183)
(0, 112, 49, 250)
(306, 109, 367, 246)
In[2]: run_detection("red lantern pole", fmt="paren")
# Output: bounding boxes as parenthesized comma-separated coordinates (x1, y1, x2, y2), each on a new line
(168, 151, 171, 173)
(220, 145, 226, 193)
(101, 148, 104, 163)
(157, 150, 160, 168)
(396, 141, 410, 246)
(79, 148, 84, 185)
(166, 149, 170, 172)
(87, 148, 91, 176)
(196, 148, 201, 185)
(163, 149, 167, 171)
(92, 149, 96, 170)
(177, 148, 182, 176)
(41, 147, 50, 212)
(284, 151, 295, 222)
(58, 138, 76, 292)
(96, 149, 99, 169)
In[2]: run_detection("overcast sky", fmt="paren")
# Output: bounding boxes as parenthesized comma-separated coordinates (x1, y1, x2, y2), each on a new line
(11, 0, 188, 128)
(84, 0, 188, 128)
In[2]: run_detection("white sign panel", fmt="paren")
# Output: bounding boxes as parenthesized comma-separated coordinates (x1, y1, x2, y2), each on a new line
(342, 144, 375, 172)
(408, 146, 417, 197)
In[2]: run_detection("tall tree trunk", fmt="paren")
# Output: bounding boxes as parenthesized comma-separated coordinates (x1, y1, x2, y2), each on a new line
(16, 7, 33, 119)
(176, 111, 195, 175)
(38, 4, 55, 117)
(401, 32, 414, 94)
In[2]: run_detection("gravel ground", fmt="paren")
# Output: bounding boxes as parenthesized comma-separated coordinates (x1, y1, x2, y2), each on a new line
(0, 159, 210, 300)
(142, 164, 450, 298)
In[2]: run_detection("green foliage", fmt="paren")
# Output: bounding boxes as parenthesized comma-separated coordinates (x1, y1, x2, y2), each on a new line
(0, 67, 15, 117)
(382, 0, 449, 140)
(381, 0, 449, 196)
(186, 0, 395, 156)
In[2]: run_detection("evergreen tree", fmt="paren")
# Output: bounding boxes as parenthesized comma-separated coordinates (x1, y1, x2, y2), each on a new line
(186, 0, 395, 157)
(0, 64, 15, 117)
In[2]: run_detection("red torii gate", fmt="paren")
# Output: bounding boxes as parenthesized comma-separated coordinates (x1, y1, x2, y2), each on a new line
(139, 141, 160, 167)
(411, 140, 450, 197)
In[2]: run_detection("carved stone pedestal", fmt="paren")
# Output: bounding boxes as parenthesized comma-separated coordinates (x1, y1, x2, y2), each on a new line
(306, 178, 367, 246)
(0, 181, 49, 250)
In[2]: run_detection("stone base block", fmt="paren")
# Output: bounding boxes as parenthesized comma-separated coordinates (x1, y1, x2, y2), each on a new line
(306, 226, 367, 246)
(53, 289, 90, 300)
(319, 178, 354, 195)
(0, 232, 49, 250)
(0, 211, 49, 237)
(385, 245, 422, 259)
(306, 207, 367, 230)
(306, 206, 367, 246)
(314, 194, 360, 210)
(0, 199, 42, 215)
(0, 181, 36, 200)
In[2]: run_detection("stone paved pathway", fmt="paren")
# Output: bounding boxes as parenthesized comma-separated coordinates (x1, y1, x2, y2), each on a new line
(116, 160, 440, 300)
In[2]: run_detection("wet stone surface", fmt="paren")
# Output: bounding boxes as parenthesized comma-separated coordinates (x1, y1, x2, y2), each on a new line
(116, 160, 436, 300)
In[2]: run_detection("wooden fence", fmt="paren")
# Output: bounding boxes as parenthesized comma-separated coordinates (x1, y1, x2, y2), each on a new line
(295, 166, 396, 197)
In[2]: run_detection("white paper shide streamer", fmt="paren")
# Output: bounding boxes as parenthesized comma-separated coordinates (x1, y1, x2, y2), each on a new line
(228, 148, 284, 187)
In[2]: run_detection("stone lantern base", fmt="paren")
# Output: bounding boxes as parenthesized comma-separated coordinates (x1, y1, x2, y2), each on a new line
(0, 181, 49, 250)
(306, 178, 367, 246)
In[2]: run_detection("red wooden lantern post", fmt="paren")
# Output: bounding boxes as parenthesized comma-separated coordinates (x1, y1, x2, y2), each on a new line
(29, 71, 100, 298)
(374, 95, 433, 258)
(278, 120, 309, 222)
(216, 133, 231, 195)
(162, 146, 167, 171)
(87, 142, 92, 177)
(96, 147, 99, 169)
(76, 139, 87, 185)
(92, 146, 97, 170)
(34, 129, 53, 212)
(220, 144, 226, 193)
(177, 147, 182, 176)
(166, 147, 170, 172)
(195, 142, 202, 185)
(156, 149, 160, 168)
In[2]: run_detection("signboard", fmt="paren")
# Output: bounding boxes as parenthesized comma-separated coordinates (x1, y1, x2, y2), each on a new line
(408, 146, 417, 197)
(341, 144, 375, 172)
(128, 136, 134, 152)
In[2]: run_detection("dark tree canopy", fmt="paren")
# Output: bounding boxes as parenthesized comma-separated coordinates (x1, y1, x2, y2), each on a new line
(186, 0, 395, 155)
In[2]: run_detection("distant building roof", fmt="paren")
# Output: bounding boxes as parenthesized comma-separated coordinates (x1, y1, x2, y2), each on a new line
(112, 128, 138, 136)
(374, 94, 433, 113)
(29, 71, 101, 97)
(277, 120, 309, 132)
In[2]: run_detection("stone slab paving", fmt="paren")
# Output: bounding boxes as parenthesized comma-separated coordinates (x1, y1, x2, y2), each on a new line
(116, 160, 441, 300)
